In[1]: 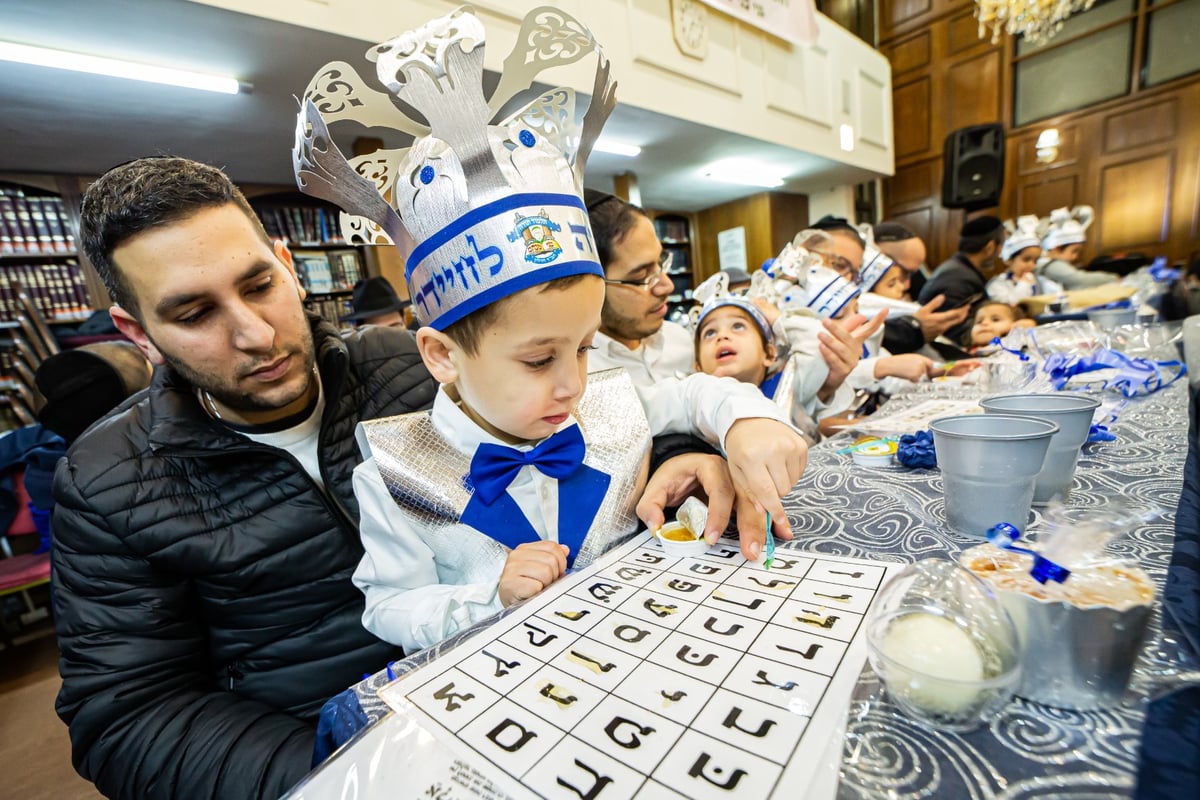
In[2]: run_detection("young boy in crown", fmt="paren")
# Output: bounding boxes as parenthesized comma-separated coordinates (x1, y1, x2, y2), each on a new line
(293, 7, 807, 653)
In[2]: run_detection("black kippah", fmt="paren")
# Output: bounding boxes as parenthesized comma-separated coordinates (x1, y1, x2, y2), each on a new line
(960, 215, 1003, 237)
(874, 221, 916, 242)
(812, 214, 854, 232)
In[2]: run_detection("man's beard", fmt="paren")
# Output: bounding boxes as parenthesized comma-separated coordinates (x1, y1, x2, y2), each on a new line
(159, 326, 316, 413)
(600, 299, 662, 343)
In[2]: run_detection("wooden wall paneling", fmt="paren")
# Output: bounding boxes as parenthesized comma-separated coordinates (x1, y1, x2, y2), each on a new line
(944, 50, 1003, 134)
(1097, 152, 1173, 251)
(767, 192, 810, 257)
(693, 193, 810, 281)
(886, 160, 937, 207)
(1016, 174, 1080, 218)
(884, 30, 932, 76)
(880, 0, 969, 42)
(945, 9, 990, 56)
(1014, 124, 1081, 176)
(894, 77, 933, 160)
(1103, 98, 1178, 155)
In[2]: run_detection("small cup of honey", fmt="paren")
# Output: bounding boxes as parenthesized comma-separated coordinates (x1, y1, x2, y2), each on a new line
(654, 521, 709, 556)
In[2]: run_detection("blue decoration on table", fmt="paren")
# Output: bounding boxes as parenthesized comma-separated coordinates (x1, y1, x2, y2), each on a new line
(986, 522, 1071, 584)
(991, 336, 1030, 361)
(1043, 349, 1187, 397)
(1088, 423, 1117, 443)
(896, 430, 937, 468)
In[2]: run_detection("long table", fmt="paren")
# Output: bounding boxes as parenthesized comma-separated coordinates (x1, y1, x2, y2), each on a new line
(289, 378, 1189, 799)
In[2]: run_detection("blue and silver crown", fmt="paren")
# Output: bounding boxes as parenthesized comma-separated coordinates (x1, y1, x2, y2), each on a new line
(767, 232, 861, 319)
(857, 246, 895, 293)
(1001, 214, 1042, 261)
(690, 273, 773, 342)
(292, 6, 616, 329)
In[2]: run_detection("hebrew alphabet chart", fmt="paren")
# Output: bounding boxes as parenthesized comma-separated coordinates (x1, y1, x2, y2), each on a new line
(379, 532, 900, 799)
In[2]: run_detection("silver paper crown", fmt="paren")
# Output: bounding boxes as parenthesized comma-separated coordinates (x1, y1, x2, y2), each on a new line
(292, 5, 617, 329)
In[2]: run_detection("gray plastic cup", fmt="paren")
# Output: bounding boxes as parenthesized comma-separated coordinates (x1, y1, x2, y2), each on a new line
(929, 414, 1058, 537)
(979, 393, 1102, 505)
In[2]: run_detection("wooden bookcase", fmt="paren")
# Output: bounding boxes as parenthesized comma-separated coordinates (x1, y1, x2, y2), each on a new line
(649, 211, 697, 321)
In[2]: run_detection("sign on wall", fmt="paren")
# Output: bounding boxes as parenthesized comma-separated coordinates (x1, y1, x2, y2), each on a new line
(695, 0, 819, 46)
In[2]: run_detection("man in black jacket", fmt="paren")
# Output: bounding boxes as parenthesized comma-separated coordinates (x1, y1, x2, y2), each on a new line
(52, 157, 740, 800)
(918, 215, 1006, 346)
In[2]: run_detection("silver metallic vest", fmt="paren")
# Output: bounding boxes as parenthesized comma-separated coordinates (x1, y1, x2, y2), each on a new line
(359, 368, 651, 572)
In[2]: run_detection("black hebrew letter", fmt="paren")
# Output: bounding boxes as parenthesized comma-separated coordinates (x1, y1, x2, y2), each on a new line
(569, 649, 617, 672)
(690, 563, 720, 575)
(747, 577, 796, 589)
(616, 566, 652, 581)
(605, 716, 655, 748)
(661, 689, 687, 702)
(524, 622, 558, 647)
(713, 547, 740, 559)
(613, 624, 651, 643)
(667, 579, 701, 592)
(486, 718, 537, 752)
(589, 582, 620, 603)
(539, 683, 578, 707)
(556, 759, 614, 800)
(432, 682, 474, 711)
(713, 593, 765, 611)
(723, 706, 777, 738)
(753, 670, 797, 691)
(703, 616, 744, 636)
(677, 644, 717, 667)
(777, 642, 823, 660)
(687, 753, 748, 790)
(814, 591, 852, 602)
(644, 597, 677, 617)
(830, 570, 864, 579)
(482, 648, 519, 677)
(635, 552, 664, 564)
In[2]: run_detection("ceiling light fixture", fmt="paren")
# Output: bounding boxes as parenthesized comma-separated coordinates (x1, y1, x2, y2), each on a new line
(703, 159, 785, 189)
(592, 140, 641, 158)
(0, 41, 246, 95)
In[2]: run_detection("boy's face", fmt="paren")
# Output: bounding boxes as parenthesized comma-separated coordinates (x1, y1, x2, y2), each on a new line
(1008, 247, 1041, 277)
(695, 306, 773, 386)
(872, 265, 908, 300)
(972, 304, 1017, 346)
(109, 203, 316, 426)
(439, 276, 605, 444)
(1052, 243, 1084, 264)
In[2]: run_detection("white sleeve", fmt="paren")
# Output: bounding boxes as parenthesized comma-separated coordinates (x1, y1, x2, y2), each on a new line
(634, 372, 790, 449)
(783, 352, 831, 416)
(848, 357, 881, 390)
(816, 382, 856, 420)
(774, 313, 824, 357)
(352, 458, 504, 653)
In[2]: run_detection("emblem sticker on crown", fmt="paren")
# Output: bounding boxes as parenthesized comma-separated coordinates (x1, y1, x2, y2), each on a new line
(291, 5, 617, 329)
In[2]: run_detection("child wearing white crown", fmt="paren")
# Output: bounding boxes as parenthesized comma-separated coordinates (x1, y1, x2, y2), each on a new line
(988, 215, 1055, 304)
(1036, 206, 1119, 290)
(293, 7, 807, 653)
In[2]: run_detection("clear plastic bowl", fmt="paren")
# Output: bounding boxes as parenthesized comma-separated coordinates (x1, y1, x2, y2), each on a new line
(865, 560, 1021, 732)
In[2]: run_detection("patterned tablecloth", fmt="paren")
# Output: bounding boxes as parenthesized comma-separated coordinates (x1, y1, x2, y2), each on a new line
(305, 378, 1189, 799)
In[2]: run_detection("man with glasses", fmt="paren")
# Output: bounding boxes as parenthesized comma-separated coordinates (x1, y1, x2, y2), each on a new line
(809, 215, 865, 281)
(585, 190, 694, 384)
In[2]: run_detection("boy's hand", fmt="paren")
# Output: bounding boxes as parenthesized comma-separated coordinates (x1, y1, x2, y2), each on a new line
(723, 419, 806, 560)
(817, 310, 887, 399)
(877, 353, 935, 382)
(498, 541, 569, 607)
(637, 452, 734, 544)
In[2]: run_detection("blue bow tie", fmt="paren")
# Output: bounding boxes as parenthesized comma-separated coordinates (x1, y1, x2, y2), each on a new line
(469, 425, 586, 505)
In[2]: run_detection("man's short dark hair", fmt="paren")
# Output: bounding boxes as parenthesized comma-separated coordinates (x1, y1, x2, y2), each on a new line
(583, 189, 649, 272)
(874, 221, 917, 243)
(958, 215, 1005, 254)
(811, 215, 864, 249)
(79, 156, 268, 319)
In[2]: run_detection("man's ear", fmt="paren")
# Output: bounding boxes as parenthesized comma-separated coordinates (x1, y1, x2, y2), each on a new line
(416, 327, 459, 385)
(109, 305, 166, 366)
(274, 240, 305, 301)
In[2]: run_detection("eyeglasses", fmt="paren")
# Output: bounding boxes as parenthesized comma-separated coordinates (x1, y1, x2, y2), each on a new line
(603, 251, 674, 290)
(815, 250, 857, 281)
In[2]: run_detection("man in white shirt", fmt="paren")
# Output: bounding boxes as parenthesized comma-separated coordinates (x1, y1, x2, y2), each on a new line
(585, 190, 694, 383)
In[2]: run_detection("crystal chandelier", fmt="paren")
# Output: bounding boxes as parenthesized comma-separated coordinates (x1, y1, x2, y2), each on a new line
(976, 0, 1098, 45)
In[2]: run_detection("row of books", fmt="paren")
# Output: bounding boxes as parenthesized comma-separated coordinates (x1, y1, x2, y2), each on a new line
(305, 294, 354, 327)
(1, 261, 93, 322)
(0, 186, 76, 255)
(293, 249, 364, 294)
(654, 216, 690, 243)
(256, 204, 345, 245)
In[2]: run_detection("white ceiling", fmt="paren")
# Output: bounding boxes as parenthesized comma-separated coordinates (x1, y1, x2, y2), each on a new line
(0, 0, 882, 211)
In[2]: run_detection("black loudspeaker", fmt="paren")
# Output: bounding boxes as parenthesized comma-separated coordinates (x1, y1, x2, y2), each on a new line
(941, 123, 1005, 210)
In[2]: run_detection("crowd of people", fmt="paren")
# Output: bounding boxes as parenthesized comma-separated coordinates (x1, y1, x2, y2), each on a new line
(32, 8, 1142, 800)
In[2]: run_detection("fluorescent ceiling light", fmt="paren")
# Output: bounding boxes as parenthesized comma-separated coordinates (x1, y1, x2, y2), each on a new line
(0, 41, 245, 95)
(703, 159, 785, 189)
(593, 140, 641, 158)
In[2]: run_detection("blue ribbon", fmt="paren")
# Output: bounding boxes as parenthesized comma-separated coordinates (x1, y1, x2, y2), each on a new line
(896, 430, 937, 468)
(1042, 348, 1186, 397)
(469, 426, 587, 504)
(462, 425, 610, 567)
(986, 522, 1071, 584)
(990, 336, 1030, 361)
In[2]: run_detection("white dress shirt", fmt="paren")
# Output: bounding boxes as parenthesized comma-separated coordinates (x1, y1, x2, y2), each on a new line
(353, 372, 789, 652)
(589, 320, 694, 385)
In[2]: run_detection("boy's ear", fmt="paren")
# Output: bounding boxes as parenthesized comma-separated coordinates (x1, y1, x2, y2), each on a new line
(764, 342, 777, 366)
(416, 328, 459, 385)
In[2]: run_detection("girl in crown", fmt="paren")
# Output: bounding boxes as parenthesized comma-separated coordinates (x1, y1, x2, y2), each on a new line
(987, 215, 1056, 304)
(1036, 206, 1119, 289)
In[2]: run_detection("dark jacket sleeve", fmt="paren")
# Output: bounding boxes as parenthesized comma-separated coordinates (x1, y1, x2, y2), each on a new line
(882, 315, 925, 355)
(649, 434, 720, 475)
(52, 459, 314, 800)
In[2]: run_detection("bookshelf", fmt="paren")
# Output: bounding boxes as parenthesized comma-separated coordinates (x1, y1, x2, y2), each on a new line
(650, 212, 696, 321)
(0, 184, 93, 325)
(248, 192, 370, 327)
